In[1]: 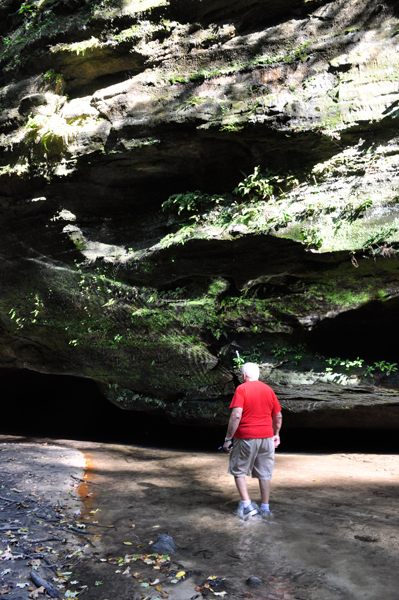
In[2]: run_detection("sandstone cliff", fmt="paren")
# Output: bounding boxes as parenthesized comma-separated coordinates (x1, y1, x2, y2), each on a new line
(1, 0, 399, 427)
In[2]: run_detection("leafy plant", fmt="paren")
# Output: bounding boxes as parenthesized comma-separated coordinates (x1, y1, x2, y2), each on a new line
(232, 204, 267, 227)
(300, 227, 323, 250)
(18, 1, 37, 16)
(270, 209, 293, 230)
(292, 354, 302, 365)
(234, 166, 274, 201)
(362, 365, 375, 378)
(174, 96, 207, 112)
(43, 69, 62, 82)
(346, 198, 372, 223)
(272, 346, 288, 357)
(364, 223, 399, 247)
(341, 358, 364, 371)
(161, 191, 222, 216)
(373, 361, 398, 376)
(25, 114, 77, 154)
(234, 166, 298, 202)
(292, 40, 311, 62)
(334, 198, 373, 234)
(219, 118, 245, 132)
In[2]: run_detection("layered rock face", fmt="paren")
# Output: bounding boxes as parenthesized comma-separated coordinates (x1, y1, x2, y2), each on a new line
(1, 0, 399, 428)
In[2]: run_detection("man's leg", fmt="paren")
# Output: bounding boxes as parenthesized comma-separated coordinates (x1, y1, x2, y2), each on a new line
(235, 476, 250, 502)
(235, 476, 259, 517)
(259, 478, 271, 505)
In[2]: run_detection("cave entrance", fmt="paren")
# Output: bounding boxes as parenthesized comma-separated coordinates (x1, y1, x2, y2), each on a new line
(0, 369, 397, 453)
(0, 368, 218, 448)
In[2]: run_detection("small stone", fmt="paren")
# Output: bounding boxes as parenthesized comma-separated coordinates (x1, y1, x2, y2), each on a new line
(152, 534, 179, 554)
(246, 577, 263, 587)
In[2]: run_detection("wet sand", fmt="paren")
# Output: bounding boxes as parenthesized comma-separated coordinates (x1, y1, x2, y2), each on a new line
(1, 436, 398, 600)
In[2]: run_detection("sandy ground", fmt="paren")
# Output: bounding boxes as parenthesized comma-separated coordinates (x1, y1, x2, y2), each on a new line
(0, 436, 398, 600)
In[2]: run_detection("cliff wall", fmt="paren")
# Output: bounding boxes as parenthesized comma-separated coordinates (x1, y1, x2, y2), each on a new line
(1, 0, 399, 426)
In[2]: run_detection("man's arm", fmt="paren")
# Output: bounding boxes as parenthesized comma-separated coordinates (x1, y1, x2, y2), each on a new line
(272, 411, 282, 448)
(223, 407, 243, 452)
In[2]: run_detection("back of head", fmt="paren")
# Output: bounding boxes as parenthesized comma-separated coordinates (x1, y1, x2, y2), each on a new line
(242, 362, 259, 380)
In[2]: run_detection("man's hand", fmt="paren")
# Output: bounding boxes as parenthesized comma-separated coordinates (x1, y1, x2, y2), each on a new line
(223, 439, 234, 453)
(272, 412, 282, 449)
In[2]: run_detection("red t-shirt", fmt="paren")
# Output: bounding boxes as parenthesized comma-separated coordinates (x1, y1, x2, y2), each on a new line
(230, 380, 281, 439)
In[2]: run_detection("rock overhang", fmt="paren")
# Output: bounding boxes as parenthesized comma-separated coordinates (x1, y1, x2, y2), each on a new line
(1, 0, 399, 429)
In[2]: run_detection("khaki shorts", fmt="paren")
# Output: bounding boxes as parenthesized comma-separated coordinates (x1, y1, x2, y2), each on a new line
(228, 438, 275, 480)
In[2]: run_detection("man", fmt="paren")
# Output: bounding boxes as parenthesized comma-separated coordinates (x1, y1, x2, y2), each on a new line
(223, 362, 282, 519)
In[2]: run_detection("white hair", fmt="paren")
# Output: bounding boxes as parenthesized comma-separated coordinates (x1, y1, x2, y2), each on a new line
(242, 362, 259, 380)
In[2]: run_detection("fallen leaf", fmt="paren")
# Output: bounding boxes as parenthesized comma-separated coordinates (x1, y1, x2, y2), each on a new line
(176, 571, 185, 578)
(64, 591, 79, 598)
(29, 559, 41, 567)
(156, 585, 163, 592)
(0, 546, 13, 561)
(29, 585, 45, 598)
(208, 575, 217, 580)
(123, 542, 133, 546)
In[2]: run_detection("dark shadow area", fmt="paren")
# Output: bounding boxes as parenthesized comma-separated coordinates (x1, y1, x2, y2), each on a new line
(67, 69, 144, 100)
(1, 368, 398, 454)
(308, 295, 399, 363)
(281, 427, 399, 454)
